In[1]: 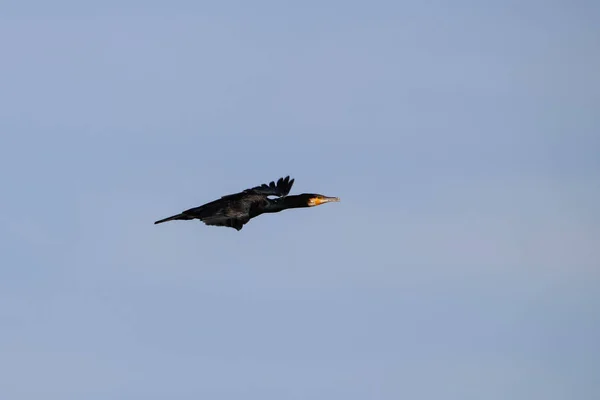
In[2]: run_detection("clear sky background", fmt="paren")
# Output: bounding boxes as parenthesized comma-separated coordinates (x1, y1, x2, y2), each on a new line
(1, 1, 599, 399)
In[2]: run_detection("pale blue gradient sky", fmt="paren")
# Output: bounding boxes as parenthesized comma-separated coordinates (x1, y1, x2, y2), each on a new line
(1, 1, 599, 399)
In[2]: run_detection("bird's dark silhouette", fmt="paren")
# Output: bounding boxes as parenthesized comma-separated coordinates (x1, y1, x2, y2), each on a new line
(154, 176, 339, 231)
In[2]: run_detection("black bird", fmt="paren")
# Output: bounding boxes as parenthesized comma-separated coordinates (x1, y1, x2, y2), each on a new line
(154, 176, 340, 231)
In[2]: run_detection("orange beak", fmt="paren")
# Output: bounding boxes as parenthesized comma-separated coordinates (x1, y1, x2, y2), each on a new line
(309, 196, 340, 206)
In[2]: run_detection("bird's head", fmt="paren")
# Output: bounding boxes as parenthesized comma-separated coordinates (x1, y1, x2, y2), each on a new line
(300, 193, 341, 207)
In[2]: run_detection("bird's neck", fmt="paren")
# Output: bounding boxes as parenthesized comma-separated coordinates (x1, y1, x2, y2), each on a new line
(267, 196, 306, 212)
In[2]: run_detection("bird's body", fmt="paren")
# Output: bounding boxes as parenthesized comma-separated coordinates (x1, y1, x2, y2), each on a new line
(154, 176, 339, 231)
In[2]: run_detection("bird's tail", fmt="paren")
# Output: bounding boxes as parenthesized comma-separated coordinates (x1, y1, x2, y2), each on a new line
(154, 213, 193, 224)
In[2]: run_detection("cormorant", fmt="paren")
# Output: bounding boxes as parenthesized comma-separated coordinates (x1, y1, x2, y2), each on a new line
(154, 176, 339, 231)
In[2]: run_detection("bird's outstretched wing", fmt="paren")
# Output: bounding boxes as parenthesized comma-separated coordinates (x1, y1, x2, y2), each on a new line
(245, 176, 294, 197)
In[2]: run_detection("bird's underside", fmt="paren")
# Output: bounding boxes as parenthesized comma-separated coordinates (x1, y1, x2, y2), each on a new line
(185, 194, 266, 230)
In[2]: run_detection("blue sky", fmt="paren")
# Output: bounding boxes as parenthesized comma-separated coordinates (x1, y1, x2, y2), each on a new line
(1, 1, 599, 399)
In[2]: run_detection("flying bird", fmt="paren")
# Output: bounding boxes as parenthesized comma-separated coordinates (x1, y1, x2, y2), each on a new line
(154, 176, 339, 231)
